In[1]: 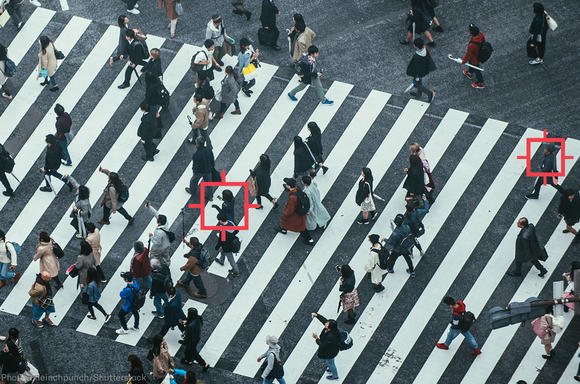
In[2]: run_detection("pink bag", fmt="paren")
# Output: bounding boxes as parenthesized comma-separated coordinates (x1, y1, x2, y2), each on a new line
(563, 291, 575, 310)
(531, 317, 548, 338)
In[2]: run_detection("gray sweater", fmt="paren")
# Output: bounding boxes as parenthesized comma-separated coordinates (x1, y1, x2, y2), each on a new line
(259, 345, 281, 379)
(148, 206, 171, 258)
(69, 176, 91, 221)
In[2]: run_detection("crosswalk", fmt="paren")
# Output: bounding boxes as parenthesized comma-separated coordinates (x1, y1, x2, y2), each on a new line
(0, 8, 579, 383)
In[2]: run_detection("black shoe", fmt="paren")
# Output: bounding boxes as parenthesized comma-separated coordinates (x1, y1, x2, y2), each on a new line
(228, 269, 240, 276)
(127, 217, 134, 225)
(400, 39, 409, 45)
(538, 269, 548, 278)
(40, 79, 49, 86)
(141, 155, 154, 161)
(541, 351, 554, 359)
(272, 201, 279, 209)
(216, 59, 225, 67)
(117, 83, 130, 89)
(525, 194, 538, 200)
(39, 186, 52, 192)
(356, 219, 369, 225)
(214, 66, 222, 72)
(215, 258, 224, 266)
(16, 22, 24, 31)
(2, 191, 14, 197)
(276, 227, 287, 234)
(245, 11, 252, 21)
(242, 88, 252, 97)
(369, 211, 377, 221)
(272, 45, 281, 51)
(322, 166, 329, 175)
(410, 91, 418, 97)
(506, 270, 522, 277)
(49, 85, 59, 92)
(434, 25, 444, 32)
(154, 149, 160, 155)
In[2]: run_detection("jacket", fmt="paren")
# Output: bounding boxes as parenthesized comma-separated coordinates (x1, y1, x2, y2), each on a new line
(215, 224, 239, 253)
(114, 25, 129, 60)
(127, 39, 147, 65)
(33, 240, 60, 277)
(151, 339, 174, 379)
(339, 274, 355, 294)
(180, 252, 203, 275)
(280, 188, 306, 232)
(45, 143, 63, 170)
(303, 182, 331, 231)
(406, 50, 430, 78)
(86, 229, 102, 265)
(158, 0, 179, 20)
(259, 344, 281, 379)
(55, 113, 72, 142)
(462, 32, 485, 65)
(251, 163, 271, 195)
(82, 280, 102, 303)
(131, 248, 152, 278)
(69, 176, 91, 222)
(260, 0, 278, 28)
(192, 145, 214, 174)
(296, 54, 319, 85)
(151, 264, 171, 296)
(529, 13, 548, 42)
(120, 279, 140, 312)
(0, 239, 17, 266)
(365, 247, 387, 284)
(184, 317, 202, 346)
(164, 291, 185, 326)
(539, 150, 558, 173)
(220, 75, 240, 106)
(38, 42, 57, 77)
(450, 301, 466, 329)
(314, 314, 340, 359)
(1, 338, 24, 375)
(515, 224, 543, 263)
(137, 112, 157, 141)
(294, 144, 313, 174)
(144, 80, 164, 109)
(75, 253, 96, 287)
(403, 166, 426, 195)
(220, 200, 235, 223)
(141, 58, 163, 77)
(386, 224, 412, 254)
(191, 104, 209, 130)
(149, 210, 171, 257)
(558, 192, 580, 220)
(306, 133, 323, 158)
(292, 27, 316, 63)
(205, 20, 225, 46)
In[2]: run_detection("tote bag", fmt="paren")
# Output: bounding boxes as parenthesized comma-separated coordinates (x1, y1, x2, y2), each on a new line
(545, 11, 557, 31)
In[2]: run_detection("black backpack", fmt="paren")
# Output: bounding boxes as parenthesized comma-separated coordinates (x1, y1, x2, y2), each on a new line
(338, 330, 353, 351)
(459, 311, 476, 332)
(398, 228, 416, 252)
(118, 185, 130, 203)
(473, 40, 493, 63)
(292, 190, 310, 216)
(372, 247, 390, 270)
(159, 84, 170, 109)
(129, 285, 146, 310)
(190, 50, 209, 73)
(408, 218, 425, 238)
(0, 144, 15, 173)
(160, 228, 176, 242)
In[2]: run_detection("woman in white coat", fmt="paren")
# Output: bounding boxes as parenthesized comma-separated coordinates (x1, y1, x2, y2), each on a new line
(364, 234, 387, 292)
(301, 175, 330, 231)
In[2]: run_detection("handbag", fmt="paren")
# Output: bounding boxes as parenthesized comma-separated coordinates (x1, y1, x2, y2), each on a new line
(242, 62, 256, 76)
(67, 264, 79, 278)
(247, 175, 258, 197)
(545, 11, 557, 31)
(175, 1, 183, 16)
(81, 290, 89, 305)
(40, 68, 48, 78)
(38, 295, 53, 309)
(54, 48, 65, 60)
(53, 241, 65, 258)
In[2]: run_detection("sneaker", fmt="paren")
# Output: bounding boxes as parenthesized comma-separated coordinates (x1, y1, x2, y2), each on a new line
(228, 269, 240, 276)
(276, 227, 288, 234)
(215, 258, 224, 266)
(287, 92, 298, 101)
(49, 85, 59, 92)
(86, 315, 96, 320)
(127, 8, 140, 15)
(400, 39, 409, 45)
(75, 233, 83, 239)
(2, 93, 12, 99)
(434, 25, 444, 32)
(32, 319, 44, 328)
(472, 348, 482, 356)
(117, 83, 130, 89)
(194, 292, 208, 299)
(563, 229, 570, 233)
(525, 194, 538, 200)
(387, 269, 394, 274)
(529, 58, 543, 65)
(462, 69, 473, 79)
(471, 82, 485, 89)
(326, 375, 339, 381)
(156, 315, 165, 319)
(134, 3, 139, 7)
(29, 0, 41, 6)
(356, 219, 369, 225)
(322, 99, 334, 105)
(115, 328, 129, 335)
(406, 269, 416, 278)
(435, 343, 449, 350)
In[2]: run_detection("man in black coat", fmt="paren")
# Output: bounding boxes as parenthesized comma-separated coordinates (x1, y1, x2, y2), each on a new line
(159, 286, 186, 336)
(137, 102, 159, 162)
(118, 29, 148, 89)
(507, 217, 548, 277)
(406, 38, 435, 102)
(0, 144, 14, 197)
(39, 134, 73, 193)
(259, 0, 280, 50)
(525, 143, 565, 199)
(558, 189, 580, 243)
(186, 136, 215, 201)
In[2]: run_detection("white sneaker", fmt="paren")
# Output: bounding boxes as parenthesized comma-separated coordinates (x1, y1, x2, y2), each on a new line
(127, 8, 140, 15)
(29, 0, 41, 6)
(134, 3, 139, 7)
(115, 328, 129, 335)
(130, 326, 139, 331)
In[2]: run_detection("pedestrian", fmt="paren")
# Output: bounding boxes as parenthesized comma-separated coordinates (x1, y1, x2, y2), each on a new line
(81, 267, 110, 321)
(130, 240, 152, 295)
(0, 43, 13, 99)
(406, 38, 435, 103)
(293, 136, 314, 180)
(400, 2, 435, 47)
(418, 0, 443, 31)
(355, 167, 376, 224)
(37, 35, 59, 92)
(85, 223, 106, 282)
(181, 307, 210, 370)
(528, 3, 549, 65)
(250, 154, 278, 209)
(214, 211, 241, 276)
(177, 237, 208, 299)
(506, 217, 548, 277)
(39, 134, 73, 193)
(29, 271, 56, 328)
(409, 142, 435, 203)
(575, 341, 580, 382)
(213, 189, 235, 223)
(305, 122, 328, 174)
(562, 267, 576, 312)
(159, 286, 185, 337)
(0, 230, 20, 289)
(123, 0, 140, 15)
(531, 304, 556, 359)
(66, 176, 91, 239)
(311, 312, 340, 381)
(302, 175, 330, 231)
(127, 355, 149, 384)
(436, 296, 481, 355)
(0, 143, 14, 196)
(144, 72, 164, 116)
(144, 202, 173, 266)
(365, 234, 387, 292)
(289, 14, 316, 64)
(205, 15, 230, 68)
(117, 29, 148, 89)
(97, 167, 134, 225)
(54, 103, 73, 166)
(232, 0, 251, 20)
(148, 334, 175, 383)
(74, 240, 96, 289)
(288, 45, 334, 105)
(192, 40, 218, 89)
(558, 189, 580, 243)
(525, 143, 565, 199)
(1, 328, 26, 383)
(403, 154, 427, 198)
(185, 136, 215, 201)
(150, 258, 171, 319)
(461, 24, 486, 89)
(277, 178, 314, 245)
(158, 0, 180, 39)
(257, 335, 286, 384)
(141, 48, 163, 78)
(33, 232, 62, 290)
(236, 39, 259, 98)
(0, 0, 24, 30)
(137, 101, 159, 162)
(338, 265, 359, 324)
(116, 271, 141, 335)
(384, 214, 415, 277)
(214, 66, 241, 119)
(403, 196, 429, 257)
(110, 15, 130, 66)
(188, 94, 210, 146)
(259, 0, 281, 50)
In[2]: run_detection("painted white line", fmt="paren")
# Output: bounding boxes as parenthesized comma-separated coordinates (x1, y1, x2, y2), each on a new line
(4, 7, 54, 65)
(59, 0, 69, 11)
(557, 346, 580, 384)
(413, 139, 580, 384)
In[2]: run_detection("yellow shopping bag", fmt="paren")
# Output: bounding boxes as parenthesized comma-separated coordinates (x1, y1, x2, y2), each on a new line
(242, 63, 256, 76)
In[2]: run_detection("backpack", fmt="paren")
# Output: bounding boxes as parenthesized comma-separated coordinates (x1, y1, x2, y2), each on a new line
(195, 248, 209, 270)
(160, 228, 176, 243)
(0, 144, 15, 173)
(372, 247, 390, 270)
(260, 352, 284, 379)
(473, 39, 493, 63)
(198, 80, 215, 100)
(5, 242, 21, 260)
(52, 242, 65, 259)
(398, 227, 416, 252)
(408, 218, 425, 238)
(1, 58, 16, 77)
(338, 330, 353, 351)
(190, 50, 209, 73)
(129, 285, 146, 310)
(459, 311, 476, 332)
(159, 84, 170, 109)
(292, 190, 310, 216)
(118, 185, 130, 203)
(230, 236, 241, 253)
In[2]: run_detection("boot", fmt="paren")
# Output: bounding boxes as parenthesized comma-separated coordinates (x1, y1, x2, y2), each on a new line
(436, 343, 449, 350)
(538, 268, 548, 278)
(231, 109, 241, 115)
(213, 112, 224, 119)
(322, 166, 329, 175)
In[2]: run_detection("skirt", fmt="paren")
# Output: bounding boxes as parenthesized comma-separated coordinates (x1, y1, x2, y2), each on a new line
(341, 289, 360, 312)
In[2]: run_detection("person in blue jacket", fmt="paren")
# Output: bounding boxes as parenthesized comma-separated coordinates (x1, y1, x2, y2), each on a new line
(383, 214, 415, 277)
(160, 286, 186, 336)
(117, 271, 140, 335)
(81, 267, 110, 322)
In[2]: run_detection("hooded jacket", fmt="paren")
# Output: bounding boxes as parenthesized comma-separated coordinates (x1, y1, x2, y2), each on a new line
(462, 32, 485, 65)
(450, 301, 466, 329)
(259, 343, 281, 379)
(120, 279, 141, 312)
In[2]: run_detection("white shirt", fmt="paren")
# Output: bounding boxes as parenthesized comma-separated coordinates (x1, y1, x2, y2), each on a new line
(194, 47, 213, 71)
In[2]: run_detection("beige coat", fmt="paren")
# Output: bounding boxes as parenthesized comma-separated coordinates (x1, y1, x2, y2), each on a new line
(191, 104, 209, 130)
(158, 0, 179, 20)
(28, 281, 48, 306)
(86, 229, 102, 265)
(292, 27, 316, 63)
(364, 247, 387, 285)
(152, 340, 174, 379)
(38, 42, 57, 77)
(33, 240, 60, 278)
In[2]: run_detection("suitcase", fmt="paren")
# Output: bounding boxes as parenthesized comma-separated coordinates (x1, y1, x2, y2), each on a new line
(258, 28, 276, 46)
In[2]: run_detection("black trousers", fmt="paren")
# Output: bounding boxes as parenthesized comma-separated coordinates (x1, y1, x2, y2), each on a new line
(119, 308, 139, 330)
(0, 171, 12, 193)
(388, 250, 414, 273)
(159, 322, 186, 337)
(513, 258, 545, 274)
(262, 25, 280, 45)
(184, 341, 207, 366)
(531, 176, 564, 197)
(123, 62, 145, 85)
(88, 301, 107, 317)
(102, 205, 132, 221)
(44, 168, 67, 187)
(142, 139, 156, 160)
(414, 79, 432, 100)
(256, 192, 274, 205)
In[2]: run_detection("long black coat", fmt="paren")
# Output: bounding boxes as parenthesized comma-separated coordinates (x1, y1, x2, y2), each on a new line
(127, 39, 147, 65)
(252, 164, 271, 195)
(314, 314, 340, 359)
(141, 58, 162, 77)
(137, 112, 157, 141)
(144, 79, 163, 108)
(260, 0, 278, 28)
(1, 339, 22, 375)
(184, 317, 202, 346)
(558, 192, 580, 220)
(406, 53, 430, 78)
(45, 143, 62, 170)
(306, 134, 323, 158)
(164, 291, 185, 326)
(515, 224, 543, 262)
(294, 144, 314, 174)
(403, 166, 426, 195)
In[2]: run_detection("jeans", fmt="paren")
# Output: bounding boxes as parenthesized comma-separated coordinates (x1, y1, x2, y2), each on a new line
(220, 100, 240, 113)
(0, 262, 15, 281)
(189, 172, 214, 199)
(531, 176, 564, 198)
(181, 272, 207, 296)
(58, 139, 71, 165)
(468, 65, 484, 84)
(289, 77, 325, 103)
(323, 358, 338, 378)
(153, 293, 169, 317)
(444, 327, 478, 349)
(263, 378, 286, 384)
(32, 303, 55, 320)
(102, 205, 132, 222)
(218, 251, 239, 274)
(0, 171, 12, 193)
(388, 250, 414, 273)
(118, 308, 139, 330)
(136, 275, 152, 295)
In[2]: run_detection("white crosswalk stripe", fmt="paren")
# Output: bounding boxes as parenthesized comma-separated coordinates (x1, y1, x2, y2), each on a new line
(557, 346, 580, 384)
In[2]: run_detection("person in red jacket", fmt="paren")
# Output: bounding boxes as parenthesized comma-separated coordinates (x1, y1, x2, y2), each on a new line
(461, 24, 485, 89)
(130, 241, 152, 294)
(277, 178, 313, 245)
(436, 296, 481, 355)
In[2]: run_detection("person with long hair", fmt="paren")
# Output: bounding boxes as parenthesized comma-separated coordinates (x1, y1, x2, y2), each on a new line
(85, 222, 106, 282)
(0, 230, 20, 289)
(0, 43, 12, 99)
(141, 48, 163, 78)
(148, 334, 174, 383)
(213, 189, 235, 222)
(98, 167, 134, 225)
(40, 134, 74, 193)
(75, 240, 96, 289)
(305, 122, 328, 174)
(406, 38, 435, 103)
(66, 175, 91, 239)
(409, 142, 435, 204)
(1, 328, 25, 381)
(400, 0, 435, 47)
(403, 154, 427, 198)
(127, 354, 149, 384)
(311, 312, 341, 380)
(37, 35, 59, 92)
(289, 13, 316, 63)
(302, 175, 330, 231)
(365, 234, 387, 292)
(144, 71, 164, 117)
(250, 154, 278, 209)
(293, 136, 314, 180)
(528, 2, 549, 65)
(82, 267, 110, 321)
(355, 167, 376, 224)
(237, 38, 259, 97)
(110, 15, 130, 66)
(181, 307, 210, 370)
(214, 66, 241, 119)
(33, 231, 62, 290)
(338, 265, 359, 324)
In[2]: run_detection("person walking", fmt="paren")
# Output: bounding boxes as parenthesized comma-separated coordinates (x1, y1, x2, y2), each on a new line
(181, 307, 210, 370)
(0, 143, 14, 196)
(305, 122, 328, 174)
(355, 167, 376, 224)
(418, 0, 443, 32)
(384, 214, 416, 277)
(406, 38, 435, 103)
(436, 296, 481, 355)
(37, 36, 59, 92)
(259, 0, 281, 50)
(127, 355, 149, 384)
(192, 40, 219, 89)
(0, 230, 20, 289)
(185, 136, 215, 201)
(302, 175, 330, 231)
(205, 15, 230, 67)
(293, 136, 314, 180)
(214, 66, 241, 119)
(137, 102, 159, 162)
(117, 29, 148, 89)
(506, 217, 548, 277)
(214, 212, 241, 276)
(178, 237, 208, 298)
(148, 334, 175, 383)
(338, 265, 359, 324)
(81, 267, 110, 321)
(0, 44, 13, 99)
(288, 45, 333, 105)
(29, 271, 56, 328)
(39, 134, 73, 193)
(66, 176, 91, 239)
(213, 189, 235, 223)
(250, 154, 278, 209)
(525, 143, 565, 199)
(158, 0, 180, 39)
(289, 14, 316, 64)
(0, 0, 24, 31)
(461, 24, 486, 89)
(311, 312, 341, 381)
(141, 48, 163, 78)
(85, 223, 106, 282)
(403, 154, 427, 198)
(116, 271, 141, 335)
(144, 72, 164, 117)
(150, 258, 171, 319)
(528, 3, 549, 65)
(1, 328, 26, 383)
(400, 2, 435, 47)
(232, 0, 251, 20)
(531, 304, 556, 359)
(403, 196, 429, 257)
(146, 202, 173, 267)
(277, 178, 314, 245)
(237, 38, 259, 97)
(558, 189, 580, 243)
(110, 15, 130, 66)
(74, 240, 96, 289)
(365, 234, 388, 292)
(409, 142, 435, 203)
(159, 286, 186, 337)
(98, 167, 134, 225)
(130, 240, 152, 295)
(123, 0, 140, 15)
(257, 335, 286, 384)
(188, 94, 210, 146)
(54, 104, 72, 166)
(33, 232, 62, 290)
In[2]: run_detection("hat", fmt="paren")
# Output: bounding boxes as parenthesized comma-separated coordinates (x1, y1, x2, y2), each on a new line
(283, 177, 297, 188)
(394, 214, 405, 226)
(266, 335, 279, 348)
(120, 271, 133, 281)
(368, 234, 380, 244)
